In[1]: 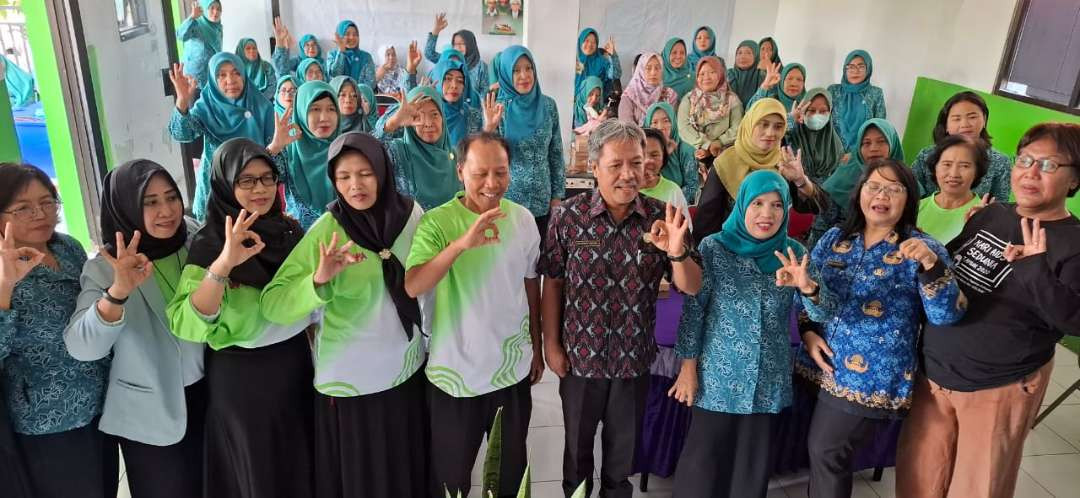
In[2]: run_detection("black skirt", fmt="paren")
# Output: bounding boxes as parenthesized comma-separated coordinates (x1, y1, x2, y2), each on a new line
(314, 367, 429, 498)
(0, 393, 34, 498)
(203, 333, 315, 498)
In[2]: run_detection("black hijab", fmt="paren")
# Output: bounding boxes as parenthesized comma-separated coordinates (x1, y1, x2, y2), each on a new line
(326, 132, 421, 340)
(101, 159, 187, 260)
(454, 29, 480, 69)
(186, 137, 303, 288)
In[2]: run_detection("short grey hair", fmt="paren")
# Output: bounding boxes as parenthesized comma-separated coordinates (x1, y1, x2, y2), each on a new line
(587, 119, 646, 165)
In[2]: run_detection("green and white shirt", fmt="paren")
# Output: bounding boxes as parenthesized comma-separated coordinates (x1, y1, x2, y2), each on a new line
(260, 206, 428, 397)
(406, 195, 540, 398)
(640, 177, 692, 229)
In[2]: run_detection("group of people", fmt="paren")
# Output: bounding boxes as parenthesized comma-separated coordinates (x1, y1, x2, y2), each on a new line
(1, 2, 1079, 498)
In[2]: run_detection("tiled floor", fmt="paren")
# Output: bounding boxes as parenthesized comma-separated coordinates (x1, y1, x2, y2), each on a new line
(116, 345, 1080, 497)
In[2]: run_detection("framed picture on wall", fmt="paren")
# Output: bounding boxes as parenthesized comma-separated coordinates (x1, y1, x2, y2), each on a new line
(482, 0, 523, 36)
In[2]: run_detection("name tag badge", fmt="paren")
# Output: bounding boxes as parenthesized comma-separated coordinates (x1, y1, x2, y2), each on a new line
(826, 259, 847, 269)
(572, 240, 601, 248)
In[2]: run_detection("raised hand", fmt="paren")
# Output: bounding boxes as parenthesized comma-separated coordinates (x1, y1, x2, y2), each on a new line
(1004, 217, 1047, 262)
(333, 32, 347, 52)
(101, 231, 153, 299)
(791, 99, 809, 124)
(216, 210, 266, 270)
(313, 231, 366, 285)
(273, 17, 290, 45)
(774, 247, 816, 294)
(694, 148, 708, 161)
(267, 104, 300, 154)
(761, 62, 781, 89)
(482, 92, 505, 132)
(389, 90, 428, 129)
(898, 237, 939, 270)
(0, 222, 45, 288)
(190, 0, 202, 20)
(406, 40, 422, 74)
(168, 63, 198, 112)
(667, 359, 698, 407)
(604, 36, 616, 55)
(802, 331, 835, 375)
(778, 145, 807, 184)
(432, 12, 448, 34)
(418, 75, 434, 88)
(647, 203, 690, 257)
(455, 207, 505, 250)
(964, 193, 993, 223)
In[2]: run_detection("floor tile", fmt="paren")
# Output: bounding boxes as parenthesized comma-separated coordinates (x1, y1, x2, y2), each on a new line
(530, 381, 565, 428)
(526, 426, 570, 482)
(1013, 469, 1055, 498)
(1023, 424, 1079, 456)
(863, 466, 895, 498)
(1040, 404, 1080, 450)
(1022, 453, 1080, 497)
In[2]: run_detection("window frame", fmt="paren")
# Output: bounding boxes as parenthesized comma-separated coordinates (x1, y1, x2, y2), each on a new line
(993, 0, 1080, 116)
(116, 0, 151, 42)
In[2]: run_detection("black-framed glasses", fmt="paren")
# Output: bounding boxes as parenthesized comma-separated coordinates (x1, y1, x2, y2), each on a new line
(862, 181, 905, 197)
(1015, 154, 1073, 174)
(845, 64, 867, 72)
(235, 173, 279, 190)
(1, 199, 61, 221)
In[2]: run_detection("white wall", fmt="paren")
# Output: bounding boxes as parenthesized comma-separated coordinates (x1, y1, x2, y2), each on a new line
(525, 0, 580, 155)
(222, 0, 274, 59)
(729, 0, 1018, 138)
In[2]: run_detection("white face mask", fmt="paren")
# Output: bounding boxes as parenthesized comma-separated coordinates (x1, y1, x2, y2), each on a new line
(806, 113, 830, 131)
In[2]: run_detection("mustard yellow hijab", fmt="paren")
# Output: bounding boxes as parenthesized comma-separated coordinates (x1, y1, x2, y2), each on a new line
(713, 98, 787, 195)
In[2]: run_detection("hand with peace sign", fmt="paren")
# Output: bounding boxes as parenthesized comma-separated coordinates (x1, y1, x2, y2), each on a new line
(482, 92, 505, 133)
(790, 98, 810, 125)
(760, 62, 782, 90)
(333, 31, 347, 53)
(101, 231, 153, 300)
(647, 203, 691, 258)
(168, 63, 198, 113)
(0, 222, 45, 290)
(774, 247, 817, 295)
(313, 231, 366, 286)
(432, 12, 449, 35)
(603, 37, 617, 56)
(213, 209, 266, 273)
(454, 207, 505, 251)
(266, 104, 300, 155)
(406, 40, 422, 75)
(777, 145, 808, 185)
(1004, 217, 1047, 262)
(273, 17, 292, 50)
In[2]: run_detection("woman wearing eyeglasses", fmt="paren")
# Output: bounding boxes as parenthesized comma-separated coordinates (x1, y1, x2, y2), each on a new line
(0, 163, 116, 498)
(827, 50, 886, 153)
(898, 123, 1080, 498)
(775, 158, 965, 498)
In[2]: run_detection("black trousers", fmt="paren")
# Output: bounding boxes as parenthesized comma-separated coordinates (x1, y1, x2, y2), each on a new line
(672, 409, 778, 498)
(534, 215, 550, 248)
(15, 417, 119, 498)
(559, 374, 650, 498)
(806, 400, 888, 498)
(119, 380, 208, 498)
(0, 393, 33, 498)
(428, 376, 532, 498)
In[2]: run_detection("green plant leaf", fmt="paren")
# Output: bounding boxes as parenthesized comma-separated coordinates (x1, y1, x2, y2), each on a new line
(481, 406, 505, 498)
(571, 479, 588, 498)
(515, 464, 531, 498)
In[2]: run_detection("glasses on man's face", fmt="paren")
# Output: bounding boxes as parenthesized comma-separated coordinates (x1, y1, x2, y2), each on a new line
(845, 64, 867, 72)
(235, 173, 279, 190)
(1015, 154, 1074, 174)
(2, 199, 61, 222)
(862, 181, 905, 197)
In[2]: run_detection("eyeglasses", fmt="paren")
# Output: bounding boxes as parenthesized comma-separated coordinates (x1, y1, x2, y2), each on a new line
(2, 199, 61, 221)
(279, 88, 297, 96)
(1015, 154, 1074, 174)
(845, 64, 867, 72)
(862, 181, 905, 197)
(235, 173, 279, 190)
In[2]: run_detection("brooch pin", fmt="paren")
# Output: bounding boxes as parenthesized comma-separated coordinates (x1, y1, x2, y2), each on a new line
(378, 249, 392, 260)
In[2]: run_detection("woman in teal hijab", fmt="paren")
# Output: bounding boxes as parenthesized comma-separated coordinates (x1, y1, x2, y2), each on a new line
(1, 54, 35, 108)
(271, 27, 339, 78)
(662, 38, 695, 101)
(644, 101, 699, 201)
(235, 37, 276, 100)
(329, 76, 376, 134)
(269, 80, 340, 229)
(355, 82, 379, 133)
(167, 51, 275, 220)
(377, 57, 485, 147)
(827, 49, 887, 152)
(296, 58, 326, 84)
(434, 48, 482, 110)
(727, 40, 764, 107)
(687, 26, 717, 72)
(785, 87, 844, 184)
(378, 86, 460, 210)
(573, 76, 604, 128)
(574, 27, 621, 105)
(177, 0, 223, 88)
(718, 170, 804, 272)
(746, 62, 806, 113)
(273, 74, 297, 116)
(327, 20, 375, 87)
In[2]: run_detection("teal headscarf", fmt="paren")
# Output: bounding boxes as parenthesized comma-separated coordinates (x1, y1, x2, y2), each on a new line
(2, 55, 35, 108)
(644, 102, 690, 186)
(687, 26, 716, 71)
(329, 76, 364, 133)
(787, 88, 844, 183)
(822, 118, 903, 214)
(190, 52, 274, 146)
(194, 0, 223, 53)
(286, 81, 339, 211)
(436, 48, 481, 108)
(778, 63, 806, 111)
(296, 58, 325, 84)
(356, 83, 378, 133)
(273, 74, 295, 115)
(662, 38, 694, 99)
(573, 76, 603, 127)
(430, 59, 472, 146)
(496, 46, 544, 144)
(717, 170, 803, 273)
(297, 34, 323, 60)
(835, 49, 875, 151)
(334, 20, 374, 83)
(728, 40, 764, 106)
(400, 86, 459, 210)
(575, 28, 606, 92)
(235, 38, 269, 94)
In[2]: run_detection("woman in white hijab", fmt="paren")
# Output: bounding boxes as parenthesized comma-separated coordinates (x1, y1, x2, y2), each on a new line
(375, 45, 408, 94)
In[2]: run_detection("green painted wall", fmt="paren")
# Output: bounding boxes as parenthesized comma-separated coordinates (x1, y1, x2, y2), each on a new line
(0, 83, 19, 163)
(903, 77, 1080, 216)
(22, 1, 91, 246)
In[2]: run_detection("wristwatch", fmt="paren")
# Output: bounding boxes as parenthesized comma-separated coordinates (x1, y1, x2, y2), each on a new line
(102, 289, 128, 305)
